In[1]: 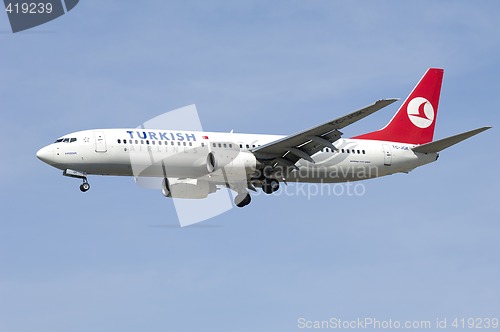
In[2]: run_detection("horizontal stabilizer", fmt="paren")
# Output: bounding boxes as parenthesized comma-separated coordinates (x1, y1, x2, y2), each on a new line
(412, 126, 491, 153)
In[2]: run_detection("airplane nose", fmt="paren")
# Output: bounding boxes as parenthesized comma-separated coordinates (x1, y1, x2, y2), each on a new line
(36, 146, 54, 164)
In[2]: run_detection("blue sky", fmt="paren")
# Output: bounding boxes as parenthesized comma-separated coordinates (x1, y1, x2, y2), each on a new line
(0, 1, 499, 331)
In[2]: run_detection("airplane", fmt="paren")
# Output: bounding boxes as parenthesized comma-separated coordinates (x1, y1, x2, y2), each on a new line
(36, 68, 491, 207)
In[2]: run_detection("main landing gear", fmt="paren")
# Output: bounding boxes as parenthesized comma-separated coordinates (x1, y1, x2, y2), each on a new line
(235, 192, 251, 208)
(63, 169, 90, 193)
(234, 177, 280, 208)
(262, 178, 279, 194)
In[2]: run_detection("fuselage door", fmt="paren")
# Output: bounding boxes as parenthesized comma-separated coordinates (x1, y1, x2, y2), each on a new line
(94, 131, 107, 153)
(383, 144, 392, 166)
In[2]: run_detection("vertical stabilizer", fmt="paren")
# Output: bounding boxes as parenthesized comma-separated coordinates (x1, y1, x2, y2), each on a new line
(354, 68, 444, 144)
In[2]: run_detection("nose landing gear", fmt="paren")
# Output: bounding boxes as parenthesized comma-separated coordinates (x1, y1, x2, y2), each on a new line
(63, 169, 90, 193)
(79, 179, 90, 192)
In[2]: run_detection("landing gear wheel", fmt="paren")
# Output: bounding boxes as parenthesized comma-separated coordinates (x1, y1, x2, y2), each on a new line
(235, 193, 251, 207)
(262, 178, 279, 194)
(269, 179, 279, 192)
(80, 182, 90, 192)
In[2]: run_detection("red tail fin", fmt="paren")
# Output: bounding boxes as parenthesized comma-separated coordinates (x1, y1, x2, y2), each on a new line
(354, 68, 444, 145)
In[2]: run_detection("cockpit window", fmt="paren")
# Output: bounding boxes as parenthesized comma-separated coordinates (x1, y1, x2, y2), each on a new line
(54, 137, 77, 143)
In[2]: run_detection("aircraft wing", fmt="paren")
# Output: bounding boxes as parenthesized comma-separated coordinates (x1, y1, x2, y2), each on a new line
(252, 99, 398, 169)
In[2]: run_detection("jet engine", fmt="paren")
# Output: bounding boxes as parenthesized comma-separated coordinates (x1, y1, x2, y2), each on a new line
(206, 150, 258, 175)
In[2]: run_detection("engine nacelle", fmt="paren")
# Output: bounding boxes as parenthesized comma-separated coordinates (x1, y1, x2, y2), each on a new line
(206, 151, 220, 173)
(162, 177, 215, 199)
(206, 150, 258, 175)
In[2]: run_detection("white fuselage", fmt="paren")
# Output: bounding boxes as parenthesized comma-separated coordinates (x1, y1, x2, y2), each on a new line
(36, 129, 438, 184)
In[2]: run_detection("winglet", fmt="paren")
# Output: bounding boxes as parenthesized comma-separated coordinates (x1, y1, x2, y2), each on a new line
(412, 126, 491, 153)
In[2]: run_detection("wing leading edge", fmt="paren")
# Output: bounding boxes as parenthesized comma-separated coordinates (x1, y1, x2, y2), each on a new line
(252, 99, 399, 169)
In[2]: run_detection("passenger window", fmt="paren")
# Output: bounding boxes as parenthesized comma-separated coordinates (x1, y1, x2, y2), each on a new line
(246, 144, 249, 148)
(346, 149, 350, 153)
(141, 140, 144, 144)
(189, 142, 192, 146)
(178, 142, 181, 146)
(129, 140, 132, 144)
(218, 143, 222, 148)
(213, 143, 216, 147)
(135, 140, 138, 144)
(146, 140, 149, 145)
(118, 139, 121, 144)
(183, 142, 186, 146)
(223, 143, 227, 148)
(152, 141, 155, 145)
(252, 145, 255, 148)
(357, 150, 360, 154)
(201, 143, 205, 147)
(362, 150, 366, 154)
(229, 144, 232, 148)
